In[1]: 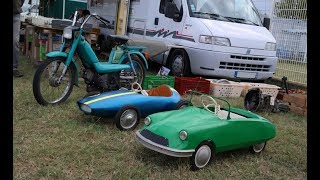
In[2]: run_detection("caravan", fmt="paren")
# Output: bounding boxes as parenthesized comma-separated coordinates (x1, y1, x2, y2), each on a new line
(127, 0, 278, 80)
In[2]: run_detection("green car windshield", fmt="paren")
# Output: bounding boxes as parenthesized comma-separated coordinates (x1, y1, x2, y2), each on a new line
(186, 90, 232, 120)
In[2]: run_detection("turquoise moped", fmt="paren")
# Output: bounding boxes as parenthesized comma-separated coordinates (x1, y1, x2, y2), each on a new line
(32, 11, 148, 105)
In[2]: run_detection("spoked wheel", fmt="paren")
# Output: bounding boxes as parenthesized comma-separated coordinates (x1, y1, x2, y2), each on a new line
(32, 57, 76, 106)
(114, 106, 140, 131)
(249, 142, 267, 154)
(190, 142, 214, 171)
(121, 55, 146, 89)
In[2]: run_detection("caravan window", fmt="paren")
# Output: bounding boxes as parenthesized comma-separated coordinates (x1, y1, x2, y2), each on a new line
(159, 0, 182, 14)
(159, 0, 173, 14)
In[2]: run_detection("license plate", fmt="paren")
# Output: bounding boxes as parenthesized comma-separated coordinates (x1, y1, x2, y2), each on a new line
(235, 71, 257, 79)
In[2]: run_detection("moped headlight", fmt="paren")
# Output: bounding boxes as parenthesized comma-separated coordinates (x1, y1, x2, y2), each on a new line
(63, 27, 73, 39)
(179, 130, 188, 141)
(144, 117, 151, 126)
(80, 104, 92, 114)
(265, 42, 276, 51)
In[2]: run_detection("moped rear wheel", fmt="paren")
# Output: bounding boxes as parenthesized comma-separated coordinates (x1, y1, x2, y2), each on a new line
(33, 57, 76, 106)
(121, 55, 146, 88)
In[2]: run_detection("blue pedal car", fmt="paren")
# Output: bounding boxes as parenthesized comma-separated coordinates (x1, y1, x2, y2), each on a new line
(77, 83, 188, 130)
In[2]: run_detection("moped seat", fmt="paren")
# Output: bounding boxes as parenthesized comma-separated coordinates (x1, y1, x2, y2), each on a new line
(122, 45, 146, 51)
(107, 35, 129, 44)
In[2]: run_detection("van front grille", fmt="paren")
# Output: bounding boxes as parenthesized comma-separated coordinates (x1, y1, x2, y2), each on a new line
(219, 62, 270, 72)
(230, 55, 265, 61)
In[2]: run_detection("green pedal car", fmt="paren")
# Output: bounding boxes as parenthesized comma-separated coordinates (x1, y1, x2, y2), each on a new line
(135, 91, 276, 170)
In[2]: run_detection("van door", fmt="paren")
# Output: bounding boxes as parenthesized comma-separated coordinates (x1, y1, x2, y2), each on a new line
(147, 0, 185, 46)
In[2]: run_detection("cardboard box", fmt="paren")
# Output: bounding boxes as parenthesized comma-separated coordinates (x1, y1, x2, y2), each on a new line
(283, 93, 307, 108)
(289, 103, 307, 117)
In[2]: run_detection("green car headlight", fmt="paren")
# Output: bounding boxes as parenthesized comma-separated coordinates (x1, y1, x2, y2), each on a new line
(144, 117, 151, 126)
(179, 130, 188, 141)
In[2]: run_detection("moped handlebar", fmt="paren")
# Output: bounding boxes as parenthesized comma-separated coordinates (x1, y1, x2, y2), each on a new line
(77, 11, 112, 29)
(72, 11, 78, 26)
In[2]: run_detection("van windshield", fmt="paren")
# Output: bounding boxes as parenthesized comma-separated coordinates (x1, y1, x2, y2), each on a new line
(187, 0, 262, 26)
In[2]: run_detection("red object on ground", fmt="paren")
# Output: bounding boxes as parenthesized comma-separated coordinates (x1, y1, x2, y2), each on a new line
(174, 77, 210, 95)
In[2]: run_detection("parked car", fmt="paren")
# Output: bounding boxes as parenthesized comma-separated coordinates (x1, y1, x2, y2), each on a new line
(77, 84, 188, 130)
(135, 92, 276, 170)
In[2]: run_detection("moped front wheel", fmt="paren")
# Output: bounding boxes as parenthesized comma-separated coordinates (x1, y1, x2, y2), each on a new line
(32, 57, 76, 106)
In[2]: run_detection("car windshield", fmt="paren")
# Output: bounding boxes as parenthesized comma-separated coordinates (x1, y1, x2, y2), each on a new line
(187, 0, 262, 26)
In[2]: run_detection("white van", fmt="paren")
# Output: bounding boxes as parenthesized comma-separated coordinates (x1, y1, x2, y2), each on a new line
(127, 0, 278, 80)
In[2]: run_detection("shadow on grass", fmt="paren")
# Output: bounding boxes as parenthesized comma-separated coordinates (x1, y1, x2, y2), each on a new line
(134, 144, 257, 170)
(75, 114, 115, 127)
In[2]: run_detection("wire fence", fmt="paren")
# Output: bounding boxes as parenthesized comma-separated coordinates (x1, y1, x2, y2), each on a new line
(269, 0, 307, 86)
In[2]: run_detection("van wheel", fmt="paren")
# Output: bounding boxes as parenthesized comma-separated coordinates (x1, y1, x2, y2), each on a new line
(168, 49, 191, 77)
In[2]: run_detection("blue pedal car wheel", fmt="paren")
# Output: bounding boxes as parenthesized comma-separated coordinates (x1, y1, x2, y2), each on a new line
(114, 106, 140, 131)
(175, 100, 189, 110)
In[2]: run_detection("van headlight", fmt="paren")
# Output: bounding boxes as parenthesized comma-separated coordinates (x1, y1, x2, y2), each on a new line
(63, 27, 73, 39)
(199, 35, 230, 46)
(80, 104, 92, 114)
(179, 130, 188, 141)
(265, 42, 276, 51)
(144, 117, 151, 126)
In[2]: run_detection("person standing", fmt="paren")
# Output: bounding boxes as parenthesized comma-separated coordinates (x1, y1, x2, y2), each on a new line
(13, 0, 24, 77)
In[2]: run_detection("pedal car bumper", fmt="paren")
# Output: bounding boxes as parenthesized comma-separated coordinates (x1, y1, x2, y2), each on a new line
(135, 130, 194, 157)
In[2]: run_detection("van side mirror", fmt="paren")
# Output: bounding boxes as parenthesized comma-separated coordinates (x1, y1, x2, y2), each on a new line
(263, 17, 270, 30)
(165, 2, 180, 19)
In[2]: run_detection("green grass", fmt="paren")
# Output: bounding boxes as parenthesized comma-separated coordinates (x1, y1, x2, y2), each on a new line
(275, 60, 307, 85)
(14, 56, 307, 179)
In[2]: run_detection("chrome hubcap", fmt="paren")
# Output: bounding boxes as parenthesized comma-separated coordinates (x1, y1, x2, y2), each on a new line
(120, 109, 137, 129)
(195, 145, 211, 168)
(172, 55, 184, 75)
(253, 142, 265, 153)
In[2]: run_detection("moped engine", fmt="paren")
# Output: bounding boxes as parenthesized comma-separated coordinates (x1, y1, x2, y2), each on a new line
(82, 69, 120, 92)
(97, 73, 120, 91)
(119, 70, 135, 88)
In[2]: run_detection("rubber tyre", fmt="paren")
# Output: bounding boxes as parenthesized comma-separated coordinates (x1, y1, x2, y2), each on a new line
(249, 142, 267, 154)
(190, 141, 214, 171)
(32, 57, 76, 106)
(168, 49, 191, 77)
(175, 100, 189, 110)
(122, 54, 146, 87)
(114, 106, 141, 131)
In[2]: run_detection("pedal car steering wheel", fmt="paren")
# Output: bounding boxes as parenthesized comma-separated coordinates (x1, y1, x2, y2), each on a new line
(200, 95, 220, 115)
(131, 82, 142, 91)
(131, 82, 148, 96)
